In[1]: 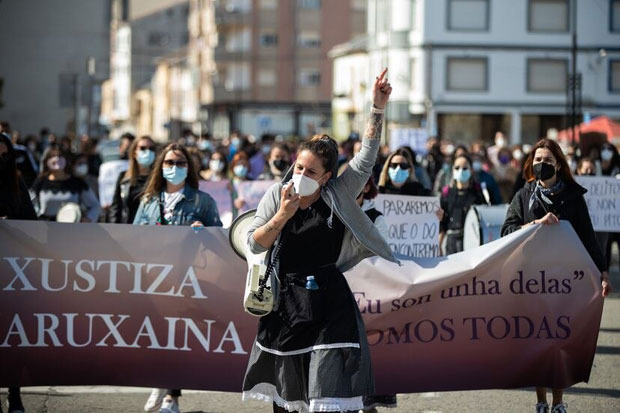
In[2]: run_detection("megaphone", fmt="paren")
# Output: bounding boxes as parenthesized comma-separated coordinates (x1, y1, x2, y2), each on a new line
(229, 209, 276, 317)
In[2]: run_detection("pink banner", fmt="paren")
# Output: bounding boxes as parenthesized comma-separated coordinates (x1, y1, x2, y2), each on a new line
(0, 221, 603, 392)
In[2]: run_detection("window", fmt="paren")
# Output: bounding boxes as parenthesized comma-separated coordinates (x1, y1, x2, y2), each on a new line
(260, 32, 278, 47)
(261, 0, 277, 8)
(352, 0, 366, 11)
(258, 69, 277, 86)
(226, 27, 251, 52)
(225, 63, 250, 91)
(298, 0, 321, 9)
(612, 0, 620, 32)
(148, 32, 170, 46)
(610, 60, 620, 93)
(298, 69, 321, 86)
(527, 59, 567, 93)
(297, 31, 321, 48)
(447, 0, 489, 31)
(528, 0, 569, 32)
(446, 58, 488, 91)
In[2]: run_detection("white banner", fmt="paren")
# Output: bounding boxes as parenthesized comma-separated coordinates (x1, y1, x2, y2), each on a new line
(97, 159, 129, 207)
(575, 176, 620, 232)
(374, 194, 440, 258)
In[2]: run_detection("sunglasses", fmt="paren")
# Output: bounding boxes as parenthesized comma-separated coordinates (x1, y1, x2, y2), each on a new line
(163, 159, 188, 167)
(138, 146, 154, 151)
(389, 162, 411, 170)
(453, 166, 469, 171)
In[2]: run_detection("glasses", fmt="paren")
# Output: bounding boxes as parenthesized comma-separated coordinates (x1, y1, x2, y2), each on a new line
(389, 162, 411, 170)
(138, 146, 154, 151)
(453, 166, 469, 171)
(163, 159, 188, 167)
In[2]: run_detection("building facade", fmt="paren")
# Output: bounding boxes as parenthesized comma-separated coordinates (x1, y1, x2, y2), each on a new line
(333, 0, 620, 144)
(103, 0, 191, 139)
(0, 0, 111, 136)
(206, 0, 367, 138)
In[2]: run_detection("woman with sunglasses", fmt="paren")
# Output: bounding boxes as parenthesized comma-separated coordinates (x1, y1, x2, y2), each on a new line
(377, 148, 430, 196)
(438, 153, 485, 255)
(109, 136, 157, 223)
(134, 143, 222, 412)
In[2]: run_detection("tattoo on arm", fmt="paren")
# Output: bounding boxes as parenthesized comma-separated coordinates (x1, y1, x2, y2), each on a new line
(364, 112, 384, 140)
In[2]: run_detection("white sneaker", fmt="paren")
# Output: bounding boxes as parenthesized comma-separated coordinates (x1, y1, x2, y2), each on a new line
(551, 402, 567, 413)
(535, 402, 549, 413)
(160, 398, 180, 413)
(144, 388, 167, 412)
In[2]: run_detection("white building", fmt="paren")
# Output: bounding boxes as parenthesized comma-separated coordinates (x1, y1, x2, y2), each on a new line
(332, 0, 620, 144)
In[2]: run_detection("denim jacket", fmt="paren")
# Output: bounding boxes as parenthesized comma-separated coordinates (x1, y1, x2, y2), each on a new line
(133, 185, 222, 227)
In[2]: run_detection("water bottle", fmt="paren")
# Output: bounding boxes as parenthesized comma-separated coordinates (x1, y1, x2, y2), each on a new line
(305, 275, 319, 290)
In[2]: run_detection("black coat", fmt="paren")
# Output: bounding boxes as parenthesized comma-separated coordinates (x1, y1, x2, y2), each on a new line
(109, 172, 149, 224)
(0, 177, 37, 220)
(501, 180, 607, 272)
(379, 180, 430, 196)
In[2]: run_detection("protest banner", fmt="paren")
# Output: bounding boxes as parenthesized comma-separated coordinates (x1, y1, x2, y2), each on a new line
(234, 180, 277, 214)
(0, 220, 602, 393)
(199, 180, 234, 228)
(575, 176, 620, 232)
(374, 194, 440, 258)
(97, 159, 129, 207)
(389, 128, 428, 155)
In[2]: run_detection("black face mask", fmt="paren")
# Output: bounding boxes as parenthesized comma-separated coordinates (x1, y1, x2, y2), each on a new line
(533, 162, 556, 181)
(272, 159, 289, 172)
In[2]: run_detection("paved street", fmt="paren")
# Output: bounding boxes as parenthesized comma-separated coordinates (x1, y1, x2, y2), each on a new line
(4, 252, 620, 413)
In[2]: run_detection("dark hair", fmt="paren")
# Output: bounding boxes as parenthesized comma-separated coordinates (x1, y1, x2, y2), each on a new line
(297, 134, 338, 178)
(39, 143, 71, 177)
(523, 138, 576, 184)
(142, 143, 198, 200)
(124, 136, 156, 185)
(0, 133, 20, 197)
(269, 142, 291, 158)
(210, 149, 229, 176)
(362, 175, 378, 200)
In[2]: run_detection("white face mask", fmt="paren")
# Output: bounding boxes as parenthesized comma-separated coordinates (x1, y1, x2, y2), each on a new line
(292, 173, 320, 197)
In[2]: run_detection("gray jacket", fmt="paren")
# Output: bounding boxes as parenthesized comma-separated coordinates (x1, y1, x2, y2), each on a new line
(247, 111, 399, 280)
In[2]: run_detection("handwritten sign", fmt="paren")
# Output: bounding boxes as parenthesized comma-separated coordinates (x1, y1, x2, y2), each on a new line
(374, 194, 440, 258)
(199, 180, 234, 228)
(575, 176, 620, 232)
(97, 159, 128, 207)
(389, 128, 428, 155)
(234, 180, 277, 214)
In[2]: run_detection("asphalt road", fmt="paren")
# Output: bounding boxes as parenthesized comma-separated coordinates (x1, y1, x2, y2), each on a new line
(4, 252, 620, 413)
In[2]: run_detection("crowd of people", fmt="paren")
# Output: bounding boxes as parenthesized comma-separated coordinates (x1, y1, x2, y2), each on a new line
(1, 84, 619, 413)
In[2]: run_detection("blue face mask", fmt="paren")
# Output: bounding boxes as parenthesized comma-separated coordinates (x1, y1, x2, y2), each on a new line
(162, 166, 188, 185)
(197, 140, 212, 151)
(453, 168, 471, 183)
(388, 166, 409, 184)
(136, 149, 155, 166)
(233, 164, 248, 178)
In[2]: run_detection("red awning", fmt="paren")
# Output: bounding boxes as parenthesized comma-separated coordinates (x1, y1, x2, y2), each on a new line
(557, 116, 620, 143)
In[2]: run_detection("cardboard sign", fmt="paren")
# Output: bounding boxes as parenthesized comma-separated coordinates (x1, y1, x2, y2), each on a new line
(374, 194, 441, 258)
(575, 176, 620, 232)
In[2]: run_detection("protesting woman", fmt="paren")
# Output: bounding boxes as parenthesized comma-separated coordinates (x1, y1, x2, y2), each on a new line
(241, 69, 396, 413)
(378, 147, 429, 196)
(30, 144, 101, 222)
(438, 154, 486, 255)
(501, 138, 611, 413)
(133, 143, 222, 413)
(109, 136, 156, 223)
